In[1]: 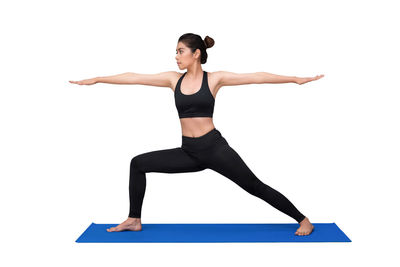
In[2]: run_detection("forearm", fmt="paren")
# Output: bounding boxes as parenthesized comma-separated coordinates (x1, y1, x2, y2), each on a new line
(95, 72, 137, 84)
(260, 72, 297, 84)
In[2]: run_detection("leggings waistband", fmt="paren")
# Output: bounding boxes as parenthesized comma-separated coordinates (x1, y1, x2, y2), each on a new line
(181, 128, 225, 151)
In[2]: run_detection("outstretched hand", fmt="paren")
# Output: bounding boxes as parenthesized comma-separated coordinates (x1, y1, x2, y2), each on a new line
(295, 74, 324, 85)
(69, 78, 97, 85)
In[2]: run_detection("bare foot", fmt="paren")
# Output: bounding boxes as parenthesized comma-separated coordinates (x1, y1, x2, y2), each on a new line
(295, 217, 314, 236)
(106, 217, 142, 232)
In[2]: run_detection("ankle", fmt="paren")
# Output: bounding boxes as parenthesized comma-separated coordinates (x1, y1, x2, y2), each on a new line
(128, 217, 141, 222)
(300, 217, 309, 224)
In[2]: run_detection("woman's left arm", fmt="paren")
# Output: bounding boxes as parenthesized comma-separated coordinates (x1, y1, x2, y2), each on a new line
(255, 72, 324, 85)
(216, 71, 324, 86)
(293, 74, 325, 85)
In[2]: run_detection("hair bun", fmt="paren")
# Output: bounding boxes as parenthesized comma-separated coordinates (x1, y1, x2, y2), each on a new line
(204, 36, 215, 49)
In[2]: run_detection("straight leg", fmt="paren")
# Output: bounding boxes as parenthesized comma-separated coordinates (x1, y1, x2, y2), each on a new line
(205, 143, 306, 223)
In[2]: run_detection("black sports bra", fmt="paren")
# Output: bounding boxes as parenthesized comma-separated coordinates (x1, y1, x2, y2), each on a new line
(174, 71, 215, 119)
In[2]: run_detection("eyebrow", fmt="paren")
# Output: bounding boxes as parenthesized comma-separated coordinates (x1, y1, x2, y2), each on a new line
(176, 48, 184, 51)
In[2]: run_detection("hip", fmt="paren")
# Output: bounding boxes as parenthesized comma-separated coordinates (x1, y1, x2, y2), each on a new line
(181, 127, 229, 153)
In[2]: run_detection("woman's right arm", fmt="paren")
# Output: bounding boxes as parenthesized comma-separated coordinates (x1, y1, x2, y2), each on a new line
(69, 71, 178, 88)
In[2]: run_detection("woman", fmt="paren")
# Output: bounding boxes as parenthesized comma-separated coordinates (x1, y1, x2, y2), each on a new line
(70, 33, 323, 236)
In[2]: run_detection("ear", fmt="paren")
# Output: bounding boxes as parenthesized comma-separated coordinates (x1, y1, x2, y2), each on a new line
(194, 48, 201, 59)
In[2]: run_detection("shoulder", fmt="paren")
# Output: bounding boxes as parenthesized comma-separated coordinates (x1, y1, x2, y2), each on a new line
(164, 71, 183, 82)
(206, 71, 225, 89)
(170, 71, 185, 92)
(207, 71, 222, 79)
(206, 71, 225, 86)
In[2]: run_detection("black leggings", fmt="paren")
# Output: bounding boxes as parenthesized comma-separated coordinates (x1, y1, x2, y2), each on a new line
(129, 128, 306, 223)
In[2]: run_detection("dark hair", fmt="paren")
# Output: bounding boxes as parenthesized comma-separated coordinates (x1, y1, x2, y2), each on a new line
(178, 33, 215, 64)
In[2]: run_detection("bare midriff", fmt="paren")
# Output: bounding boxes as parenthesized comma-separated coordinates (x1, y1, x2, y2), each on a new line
(180, 117, 215, 137)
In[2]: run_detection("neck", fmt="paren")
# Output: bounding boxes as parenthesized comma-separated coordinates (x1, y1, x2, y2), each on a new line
(185, 66, 203, 78)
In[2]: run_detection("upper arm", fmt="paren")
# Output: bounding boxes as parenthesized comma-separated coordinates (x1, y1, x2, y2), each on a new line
(131, 71, 179, 88)
(215, 71, 265, 87)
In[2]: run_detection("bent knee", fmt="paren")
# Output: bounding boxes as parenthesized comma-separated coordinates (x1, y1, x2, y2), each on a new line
(131, 155, 145, 172)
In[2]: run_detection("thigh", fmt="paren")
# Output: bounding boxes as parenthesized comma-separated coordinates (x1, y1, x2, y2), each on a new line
(131, 147, 206, 173)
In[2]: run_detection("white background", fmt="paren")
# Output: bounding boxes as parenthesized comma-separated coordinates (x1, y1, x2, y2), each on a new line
(1, 0, 399, 266)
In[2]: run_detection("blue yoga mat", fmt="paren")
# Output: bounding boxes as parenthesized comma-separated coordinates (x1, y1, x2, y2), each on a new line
(76, 222, 351, 243)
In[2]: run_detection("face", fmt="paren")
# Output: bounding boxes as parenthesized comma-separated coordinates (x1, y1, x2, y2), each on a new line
(175, 42, 200, 70)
